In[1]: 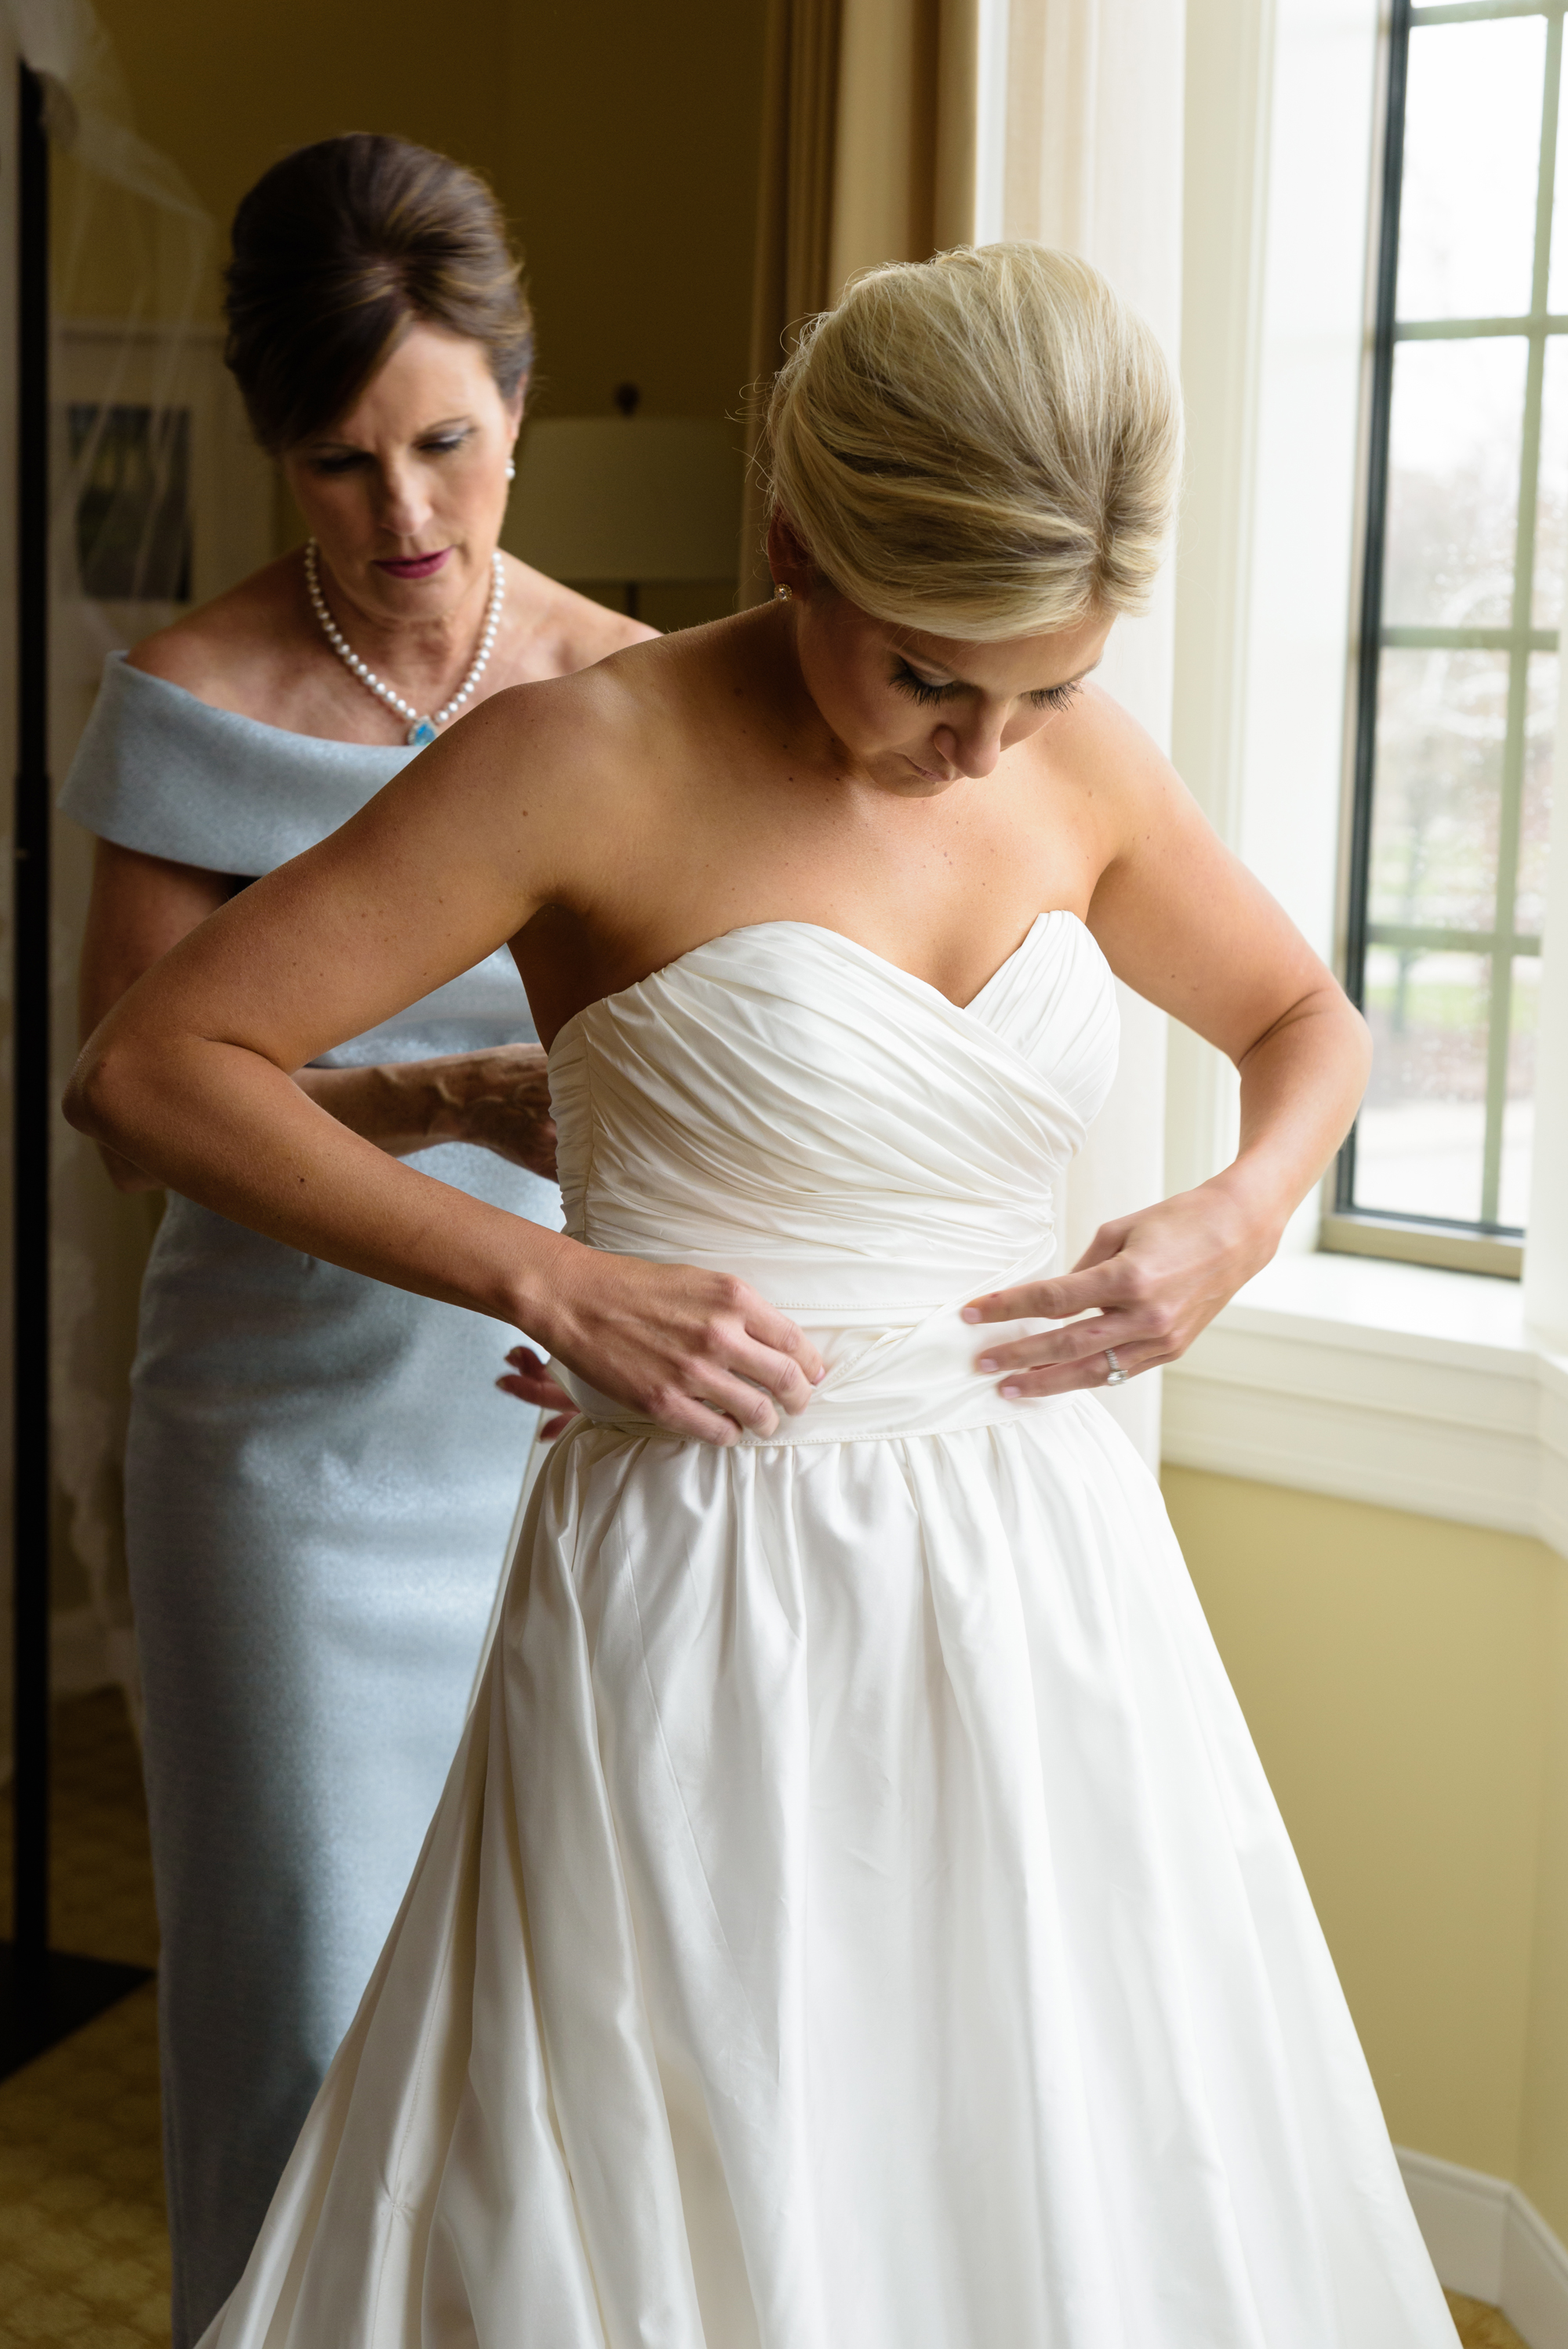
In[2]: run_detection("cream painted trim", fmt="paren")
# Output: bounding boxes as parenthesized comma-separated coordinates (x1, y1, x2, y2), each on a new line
(972, 0, 1009, 242)
(1162, 1252, 1568, 1557)
(1398, 2147, 1568, 2348)
(1320, 1211, 1523, 1281)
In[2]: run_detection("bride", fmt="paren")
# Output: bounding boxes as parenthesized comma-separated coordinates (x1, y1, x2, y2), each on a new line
(70, 243, 1457, 2346)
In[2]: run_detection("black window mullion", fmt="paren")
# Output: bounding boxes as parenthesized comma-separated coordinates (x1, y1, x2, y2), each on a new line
(1338, 0, 1414, 1215)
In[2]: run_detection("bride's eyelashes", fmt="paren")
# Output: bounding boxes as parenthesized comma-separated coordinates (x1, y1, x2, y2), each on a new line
(889, 659, 1081, 715)
(891, 660, 960, 708)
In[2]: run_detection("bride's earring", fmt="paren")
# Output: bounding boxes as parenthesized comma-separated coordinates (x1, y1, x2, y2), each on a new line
(506, 459, 517, 481)
(772, 581, 793, 601)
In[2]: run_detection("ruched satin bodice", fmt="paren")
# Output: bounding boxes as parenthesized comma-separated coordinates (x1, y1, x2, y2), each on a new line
(552, 909, 1115, 1305)
(548, 913, 1119, 1441)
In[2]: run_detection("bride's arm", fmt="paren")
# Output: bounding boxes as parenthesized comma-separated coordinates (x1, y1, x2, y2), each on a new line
(964, 698, 1370, 1394)
(66, 681, 824, 1443)
(79, 841, 558, 1189)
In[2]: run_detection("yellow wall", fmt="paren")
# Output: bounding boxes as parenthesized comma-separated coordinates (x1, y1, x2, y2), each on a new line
(1522, 1556, 1568, 2231)
(499, 2, 768, 421)
(85, 0, 506, 245)
(1165, 1466, 1568, 2238)
(81, 0, 767, 423)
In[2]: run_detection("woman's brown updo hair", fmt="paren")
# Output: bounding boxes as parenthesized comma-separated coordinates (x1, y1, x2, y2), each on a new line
(223, 134, 533, 455)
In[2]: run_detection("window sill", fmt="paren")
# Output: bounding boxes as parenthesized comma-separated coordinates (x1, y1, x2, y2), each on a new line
(1161, 1250, 1568, 1554)
(1319, 1209, 1523, 1280)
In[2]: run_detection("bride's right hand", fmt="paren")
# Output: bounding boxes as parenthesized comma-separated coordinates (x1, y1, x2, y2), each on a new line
(538, 1251, 826, 1445)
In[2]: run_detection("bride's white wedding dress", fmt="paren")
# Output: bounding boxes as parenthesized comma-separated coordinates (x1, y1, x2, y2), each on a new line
(200, 913, 1456, 2348)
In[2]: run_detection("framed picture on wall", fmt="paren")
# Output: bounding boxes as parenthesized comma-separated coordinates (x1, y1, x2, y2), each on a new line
(49, 318, 273, 754)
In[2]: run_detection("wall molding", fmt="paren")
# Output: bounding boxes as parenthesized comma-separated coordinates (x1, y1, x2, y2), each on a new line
(1163, 1254, 1568, 1558)
(1399, 2147, 1568, 2347)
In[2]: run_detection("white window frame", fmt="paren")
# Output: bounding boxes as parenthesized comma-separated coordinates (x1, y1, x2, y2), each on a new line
(1328, 0, 1568, 1278)
(1164, 0, 1568, 1549)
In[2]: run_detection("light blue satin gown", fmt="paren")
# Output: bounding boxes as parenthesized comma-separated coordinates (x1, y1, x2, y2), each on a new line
(60, 653, 559, 2348)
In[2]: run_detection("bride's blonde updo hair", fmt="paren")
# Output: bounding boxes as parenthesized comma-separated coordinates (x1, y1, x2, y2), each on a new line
(764, 242, 1181, 641)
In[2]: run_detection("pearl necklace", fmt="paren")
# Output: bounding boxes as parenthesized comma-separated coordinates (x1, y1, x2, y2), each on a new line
(303, 539, 505, 747)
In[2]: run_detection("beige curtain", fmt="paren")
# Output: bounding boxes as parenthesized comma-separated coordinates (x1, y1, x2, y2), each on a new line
(739, 0, 982, 603)
(740, 0, 842, 604)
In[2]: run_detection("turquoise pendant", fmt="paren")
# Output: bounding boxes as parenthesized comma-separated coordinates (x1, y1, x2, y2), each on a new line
(406, 716, 438, 748)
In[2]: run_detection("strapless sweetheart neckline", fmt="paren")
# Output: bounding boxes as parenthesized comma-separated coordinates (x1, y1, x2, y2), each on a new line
(546, 906, 1101, 1059)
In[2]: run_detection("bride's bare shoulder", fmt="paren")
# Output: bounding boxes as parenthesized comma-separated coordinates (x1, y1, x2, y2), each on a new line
(429, 619, 745, 872)
(465, 614, 745, 764)
(1036, 679, 1191, 830)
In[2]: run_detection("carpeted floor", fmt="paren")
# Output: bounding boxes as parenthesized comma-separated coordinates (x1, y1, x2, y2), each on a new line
(0, 1688, 168, 2349)
(0, 1689, 1538, 2349)
(1446, 2294, 1534, 2347)
(0, 1984, 166, 2348)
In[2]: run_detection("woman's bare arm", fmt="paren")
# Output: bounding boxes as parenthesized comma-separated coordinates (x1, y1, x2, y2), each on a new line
(67, 683, 824, 1443)
(965, 698, 1370, 1392)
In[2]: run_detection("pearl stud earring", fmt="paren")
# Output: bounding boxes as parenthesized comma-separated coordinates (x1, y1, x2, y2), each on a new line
(506, 459, 517, 481)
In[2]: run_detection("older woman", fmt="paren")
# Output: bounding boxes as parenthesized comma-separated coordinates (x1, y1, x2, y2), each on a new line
(74, 245, 1456, 2347)
(62, 134, 639, 2345)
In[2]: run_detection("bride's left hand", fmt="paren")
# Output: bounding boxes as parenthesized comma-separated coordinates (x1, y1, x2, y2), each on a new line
(961, 1179, 1275, 1398)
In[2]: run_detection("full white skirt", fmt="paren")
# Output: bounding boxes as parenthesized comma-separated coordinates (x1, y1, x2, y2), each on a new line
(201, 1392, 1454, 2348)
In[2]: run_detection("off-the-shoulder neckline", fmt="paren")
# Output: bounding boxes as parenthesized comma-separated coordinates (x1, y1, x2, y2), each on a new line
(106, 651, 418, 762)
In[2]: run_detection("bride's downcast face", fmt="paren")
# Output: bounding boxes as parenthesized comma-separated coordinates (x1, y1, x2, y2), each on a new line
(281, 322, 521, 633)
(782, 570, 1115, 796)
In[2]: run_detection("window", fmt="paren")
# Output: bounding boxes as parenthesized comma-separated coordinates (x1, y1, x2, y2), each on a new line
(1333, 0, 1568, 1278)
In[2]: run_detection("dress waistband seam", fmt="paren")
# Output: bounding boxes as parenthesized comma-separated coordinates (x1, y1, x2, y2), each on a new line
(562, 1410, 1035, 1450)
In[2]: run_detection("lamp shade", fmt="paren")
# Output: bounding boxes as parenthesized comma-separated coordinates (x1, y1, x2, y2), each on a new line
(504, 416, 745, 583)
